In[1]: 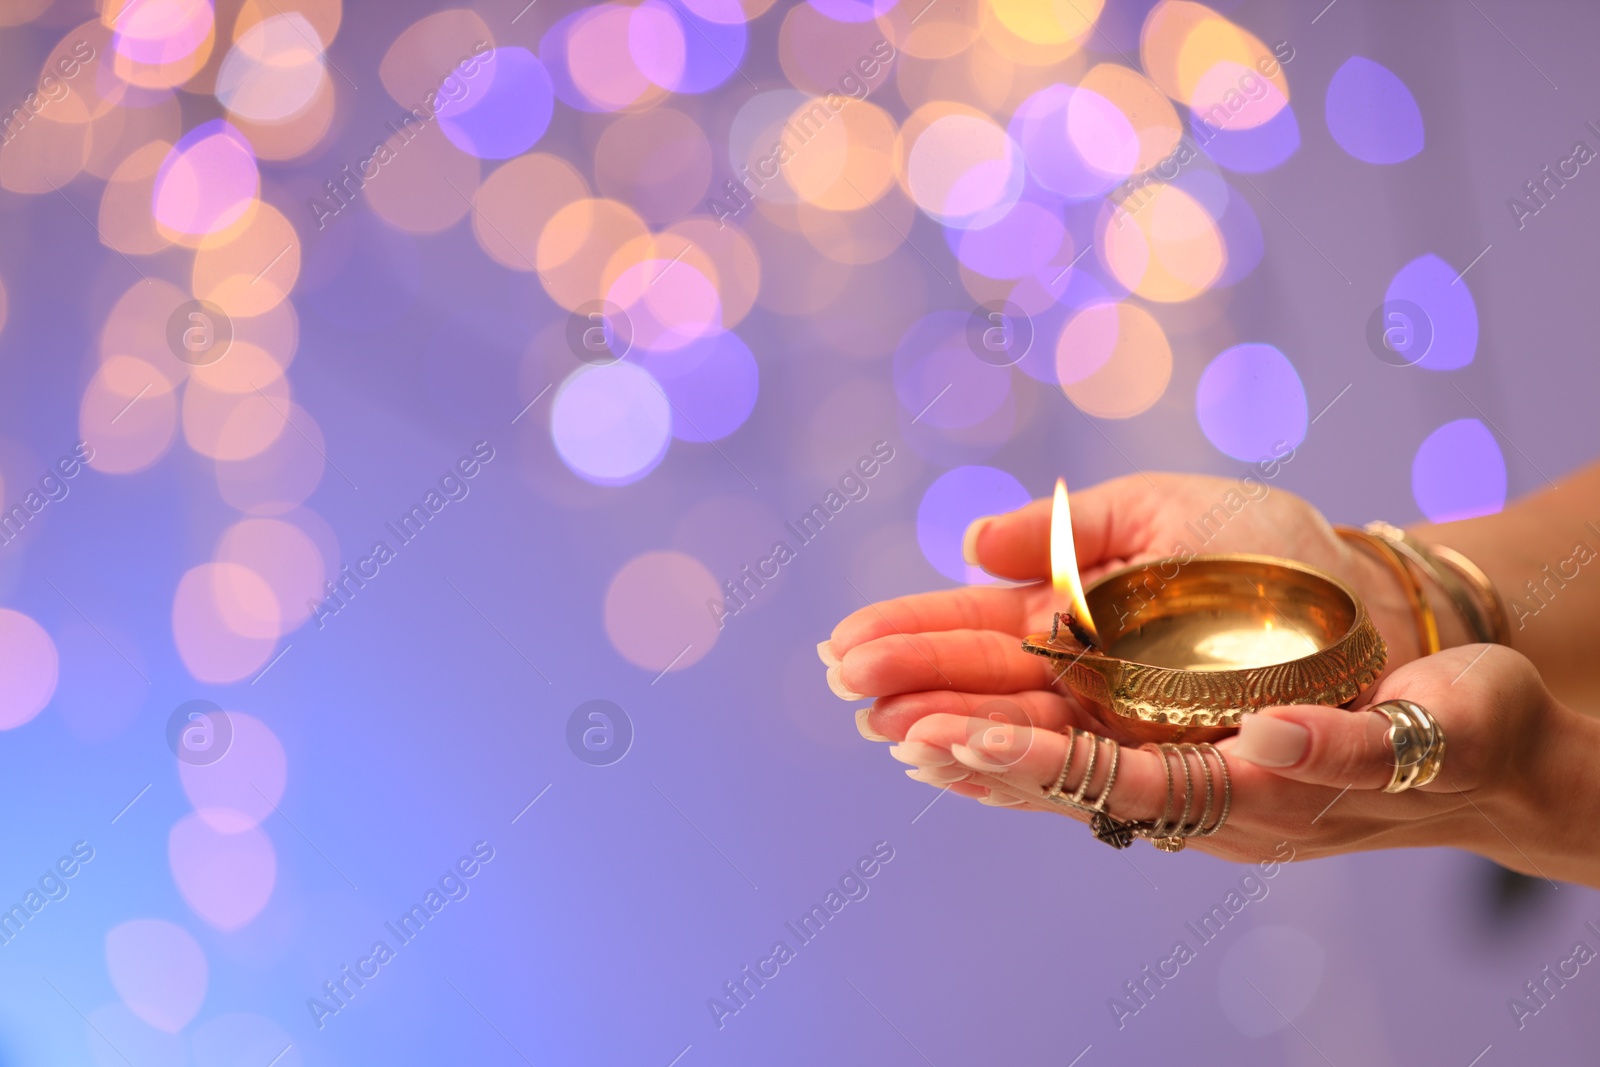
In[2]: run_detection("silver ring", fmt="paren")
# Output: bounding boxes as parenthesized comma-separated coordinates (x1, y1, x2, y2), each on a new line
(1144, 742, 1232, 851)
(1045, 731, 1077, 801)
(1191, 743, 1231, 837)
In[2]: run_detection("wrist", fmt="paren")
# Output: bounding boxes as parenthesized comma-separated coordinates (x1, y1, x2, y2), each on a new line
(1346, 523, 1485, 662)
(1482, 696, 1600, 885)
(1398, 524, 1500, 651)
(1413, 566, 1476, 651)
(1344, 543, 1425, 665)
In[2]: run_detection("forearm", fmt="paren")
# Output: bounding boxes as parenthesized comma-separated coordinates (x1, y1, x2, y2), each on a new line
(1410, 461, 1600, 712)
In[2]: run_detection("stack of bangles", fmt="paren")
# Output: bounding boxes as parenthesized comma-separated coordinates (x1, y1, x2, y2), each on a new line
(1335, 521, 1511, 652)
(1043, 524, 1505, 851)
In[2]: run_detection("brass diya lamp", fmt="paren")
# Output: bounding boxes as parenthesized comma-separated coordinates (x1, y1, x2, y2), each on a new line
(1022, 482, 1387, 743)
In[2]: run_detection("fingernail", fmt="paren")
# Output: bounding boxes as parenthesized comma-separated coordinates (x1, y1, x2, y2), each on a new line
(950, 721, 1029, 768)
(1233, 715, 1309, 768)
(949, 742, 1010, 773)
(887, 741, 953, 768)
(817, 640, 841, 668)
(979, 793, 1029, 808)
(855, 708, 889, 742)
(906, 766, 970, 786)
(826, 665, 865, 701)
(961, 517, 993, 567)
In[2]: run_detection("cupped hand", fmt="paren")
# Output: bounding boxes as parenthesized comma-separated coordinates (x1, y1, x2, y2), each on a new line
(822, 472, 1427, 751)
(1214, 644, 1583, 873)
(855, 645, 1590, 876)
(820, 471, 1599, 877)
(958, 471, 1430, 664)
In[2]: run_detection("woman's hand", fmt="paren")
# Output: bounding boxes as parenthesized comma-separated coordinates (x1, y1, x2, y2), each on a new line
(1217, 644, 1599, 880)
(822, 472, 1441, 748)
(868, 645, 1600, 883)
(821, 470, 1600, 883)
(959, 471, 1444, 666)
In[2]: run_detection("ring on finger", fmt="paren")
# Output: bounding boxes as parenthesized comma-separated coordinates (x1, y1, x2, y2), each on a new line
(1141, 742, 1233, 851)
(1372, 699, 1446, 793)
(1041, 730, 1138, 849)
(1040, 732, 1234, 852)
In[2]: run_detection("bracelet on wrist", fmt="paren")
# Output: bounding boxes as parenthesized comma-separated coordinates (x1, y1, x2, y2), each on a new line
(1336, 525, 1441, 656)
(1427, 541, 1511, 645)
(1363, 521, 1509, 646)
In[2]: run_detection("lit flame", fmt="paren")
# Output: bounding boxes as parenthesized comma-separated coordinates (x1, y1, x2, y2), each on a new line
(1050, 478, 1101, 645)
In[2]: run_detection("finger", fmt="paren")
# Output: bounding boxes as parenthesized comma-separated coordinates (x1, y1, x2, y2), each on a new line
(966, 771, 1061, 813)
(965, 477, 1159, 582)
(883, 740, 1065, 814)
(826, 586, 1039, 661)
(1218, 706, 1400, 791)
(910, 778, 995, 802)
(830, 629, 1056, 701)
(956, 766, 1085, 813)
(864, 689, 1140, 746)
(868, 690, 1085, 743)
(899, 751, 1180, 820)
(900, 713, 1168, 823)
(978, 788, 1039, 809)
(882, 743, 993, 796)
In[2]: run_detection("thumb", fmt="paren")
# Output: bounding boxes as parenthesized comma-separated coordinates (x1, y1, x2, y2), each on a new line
(1218, 705, 1401, 791)
(963, 477, 1150, 581)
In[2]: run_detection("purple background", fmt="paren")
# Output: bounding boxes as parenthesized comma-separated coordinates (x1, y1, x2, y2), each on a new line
(0, 0, 1597, 1064)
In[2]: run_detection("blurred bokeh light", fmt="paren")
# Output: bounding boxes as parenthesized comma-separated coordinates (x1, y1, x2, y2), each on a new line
(0, 0, 1584, 1062)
